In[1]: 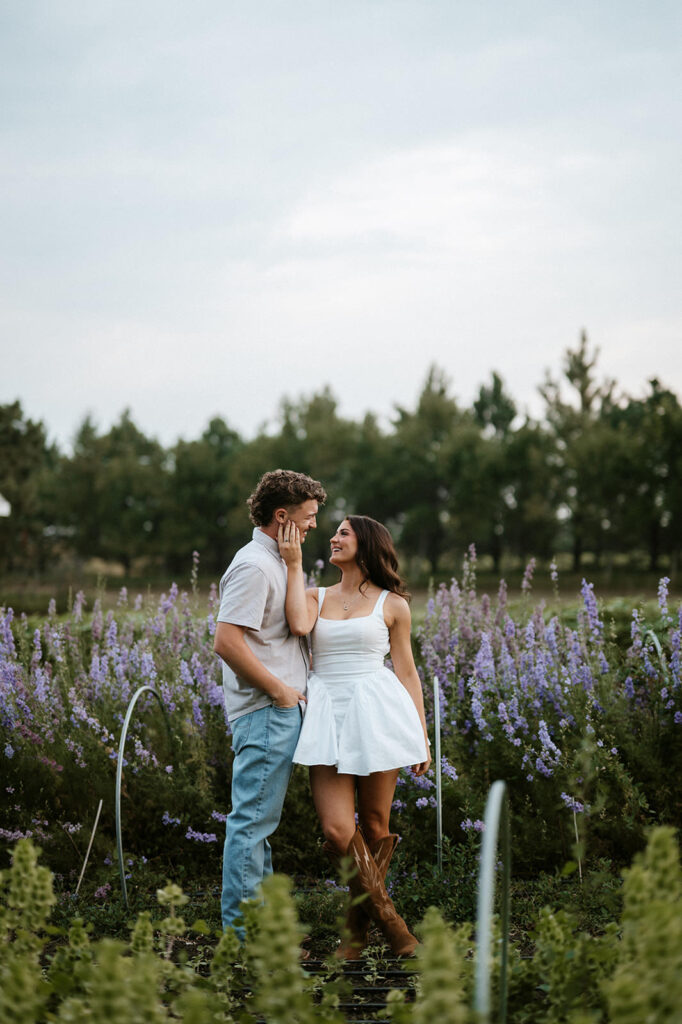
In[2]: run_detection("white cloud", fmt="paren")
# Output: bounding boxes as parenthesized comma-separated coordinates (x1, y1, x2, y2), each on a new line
(281, 140, 608, 258)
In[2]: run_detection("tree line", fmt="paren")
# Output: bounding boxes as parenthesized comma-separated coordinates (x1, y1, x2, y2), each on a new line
(2, 334, 680, 580)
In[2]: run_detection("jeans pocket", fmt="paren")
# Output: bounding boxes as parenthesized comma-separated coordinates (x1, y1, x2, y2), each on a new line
(230, 712, 253, 755)
(272, 704, 299, 713)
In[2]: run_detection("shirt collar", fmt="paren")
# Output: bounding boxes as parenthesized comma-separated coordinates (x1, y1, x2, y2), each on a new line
(252, 527, 283, 561)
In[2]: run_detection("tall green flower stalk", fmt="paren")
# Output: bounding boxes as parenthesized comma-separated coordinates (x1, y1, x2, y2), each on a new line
(250, 873, 343, 1024)
(412, 907, 470, 1024)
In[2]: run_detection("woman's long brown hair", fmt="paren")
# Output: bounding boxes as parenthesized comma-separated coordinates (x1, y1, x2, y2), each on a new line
(346, 515, 410, 600)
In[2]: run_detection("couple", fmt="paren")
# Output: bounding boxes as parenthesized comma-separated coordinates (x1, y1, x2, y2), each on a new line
(214, 470, 431, 958)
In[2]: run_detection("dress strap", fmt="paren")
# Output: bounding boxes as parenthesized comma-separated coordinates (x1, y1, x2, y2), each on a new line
(374, 589, 389, 617)
(317, 587, 326, 616)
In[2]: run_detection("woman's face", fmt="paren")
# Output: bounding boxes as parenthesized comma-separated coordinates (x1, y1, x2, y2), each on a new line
(329, 519, 358, 566)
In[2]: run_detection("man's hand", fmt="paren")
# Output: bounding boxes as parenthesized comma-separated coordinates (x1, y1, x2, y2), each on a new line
(273, 682, 307, 709)
(277, 521, 303, 567)
(214, 623, 307, 705)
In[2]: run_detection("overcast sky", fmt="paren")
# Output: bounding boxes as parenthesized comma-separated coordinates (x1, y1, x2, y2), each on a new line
(2, 1, 681, 451)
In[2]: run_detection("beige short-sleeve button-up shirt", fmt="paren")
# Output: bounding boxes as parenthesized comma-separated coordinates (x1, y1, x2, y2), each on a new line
(217, 528, 308, 723)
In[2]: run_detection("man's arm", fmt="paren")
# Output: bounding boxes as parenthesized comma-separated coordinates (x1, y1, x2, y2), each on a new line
(213, 622, 305, 708)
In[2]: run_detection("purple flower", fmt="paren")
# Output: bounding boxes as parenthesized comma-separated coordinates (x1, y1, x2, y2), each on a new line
(658, 577, 671, 624)
(72, 591, 86, 621)
(185, 826, 218, 843)
(161, 583, 179, 614)
(561, 792, 586, 813)
(473, 633, 496, 689)
(521, 558, 536, 594)
(581, 579, 603, 642)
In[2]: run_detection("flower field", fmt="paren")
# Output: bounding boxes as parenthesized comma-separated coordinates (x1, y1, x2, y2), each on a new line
(1, 553, 680, 902)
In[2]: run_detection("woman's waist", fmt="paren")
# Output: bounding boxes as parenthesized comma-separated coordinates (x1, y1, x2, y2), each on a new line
(310, 660, 387, 679)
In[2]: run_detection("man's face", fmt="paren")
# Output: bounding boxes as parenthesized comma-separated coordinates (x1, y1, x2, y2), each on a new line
(283, 499, 319, 541)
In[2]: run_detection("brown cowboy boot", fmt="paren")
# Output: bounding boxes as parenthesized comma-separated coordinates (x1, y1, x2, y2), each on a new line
(324, 833, 399, 959)
(323, 840, 370, 959)
(371, 832, 399, 882)
(346, 828, 418, 957)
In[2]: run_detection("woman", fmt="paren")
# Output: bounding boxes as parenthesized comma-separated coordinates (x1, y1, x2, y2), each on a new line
(278, 514, 431, 958)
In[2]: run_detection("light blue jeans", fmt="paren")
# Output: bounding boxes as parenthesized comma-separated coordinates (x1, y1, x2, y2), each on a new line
(221, 703, 302, 935)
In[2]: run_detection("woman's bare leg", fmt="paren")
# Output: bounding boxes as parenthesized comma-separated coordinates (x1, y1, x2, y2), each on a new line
(356, 769, 400, 844)
(309, 765, 358, 854)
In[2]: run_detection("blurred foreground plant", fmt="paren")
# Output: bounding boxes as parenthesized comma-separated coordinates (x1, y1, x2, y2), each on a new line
(1, 828, 681, 1022)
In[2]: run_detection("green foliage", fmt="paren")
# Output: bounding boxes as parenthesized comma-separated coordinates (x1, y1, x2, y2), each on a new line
(527, 907, 618, 1022)
(390, 833, 479, 925)
(209, 925, 243, 1019)
(48, 918, 94, 1001)
(130, 910, 154, 954)
(3, 340, 682, 583)
(0, 839, 56, 956)
(605, 826, 682, 1023)
(63, 410, 168, 573)
(0, 400, 60, 575)
(249, 873, 342, 1024)
(2, 831, 682, 1022)
(412, 907, 471, 1023)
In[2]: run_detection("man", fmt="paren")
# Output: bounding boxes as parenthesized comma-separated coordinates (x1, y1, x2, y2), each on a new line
(214, 468, 327, 935)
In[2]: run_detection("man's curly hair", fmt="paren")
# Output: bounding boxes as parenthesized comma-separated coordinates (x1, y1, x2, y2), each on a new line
(247, 469, 327, 527)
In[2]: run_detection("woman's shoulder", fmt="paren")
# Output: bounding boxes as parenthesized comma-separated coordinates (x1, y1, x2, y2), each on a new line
(384, 591, 411, 626)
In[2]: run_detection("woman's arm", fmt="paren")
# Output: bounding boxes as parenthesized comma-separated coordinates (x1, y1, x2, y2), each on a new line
(386, 594, 432, 776)
(277, 521, 319, 636)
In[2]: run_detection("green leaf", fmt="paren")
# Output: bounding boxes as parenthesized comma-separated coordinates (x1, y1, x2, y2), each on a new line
(189, 919, 211, 934)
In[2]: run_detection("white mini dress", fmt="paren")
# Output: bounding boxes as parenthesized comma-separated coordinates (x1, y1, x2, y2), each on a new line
(292, 588, 428, 776)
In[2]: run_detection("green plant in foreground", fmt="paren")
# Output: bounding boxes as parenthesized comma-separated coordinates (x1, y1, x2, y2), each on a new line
(2, 831, 682, 1022)
(0, 834, 56, 957)
(250, 872, 343, 1024)
(529, 907, 618, 1022)
(412, 906, 471, 1023)
(0, 838, 55, 1024)
(605, 826, 682, 1023)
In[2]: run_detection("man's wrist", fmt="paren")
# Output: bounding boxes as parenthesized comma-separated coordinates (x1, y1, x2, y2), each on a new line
(269, 679, 286, 703)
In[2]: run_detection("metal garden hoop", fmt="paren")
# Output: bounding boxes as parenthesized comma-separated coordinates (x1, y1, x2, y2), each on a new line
(115, 684, 173, 908)
(474, 780, 511, 1023)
